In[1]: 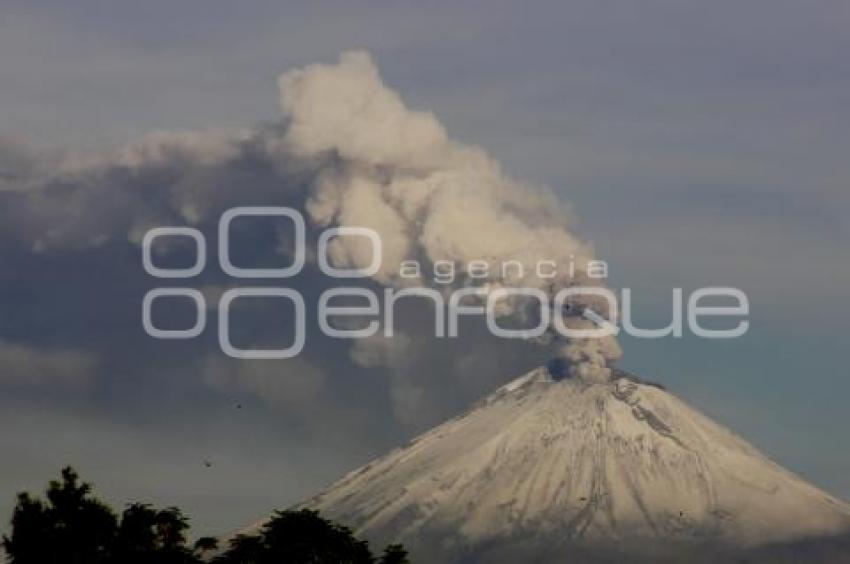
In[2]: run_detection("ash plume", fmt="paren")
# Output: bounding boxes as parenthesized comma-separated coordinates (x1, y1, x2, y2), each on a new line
(278, 51, 621, 381)
(0, 51, 621, 383)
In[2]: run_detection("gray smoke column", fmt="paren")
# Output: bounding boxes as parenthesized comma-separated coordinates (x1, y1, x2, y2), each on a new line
(278, 52, 622, 382)
(4, 51, 622, 384)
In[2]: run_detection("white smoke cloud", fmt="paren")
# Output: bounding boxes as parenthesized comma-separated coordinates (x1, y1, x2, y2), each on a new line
(2, 50, 622, 385)
(350, 332, 414, 369)
(279, 51, 448, 170)
(278, 51, 621, 381)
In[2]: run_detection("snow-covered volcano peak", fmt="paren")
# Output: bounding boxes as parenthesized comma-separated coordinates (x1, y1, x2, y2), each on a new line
(294, 367, 850, 562)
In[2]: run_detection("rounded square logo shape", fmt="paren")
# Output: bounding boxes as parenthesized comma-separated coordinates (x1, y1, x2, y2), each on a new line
(218, 287, 305, 359)
(142, 288, 206, 338)
(317, 227, 383, 278)
(143, 227, 206, 278)
(219, 207, 305, 278)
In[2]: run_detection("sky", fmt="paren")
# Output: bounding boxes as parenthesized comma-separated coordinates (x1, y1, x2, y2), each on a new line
(0, 0, 848, 537)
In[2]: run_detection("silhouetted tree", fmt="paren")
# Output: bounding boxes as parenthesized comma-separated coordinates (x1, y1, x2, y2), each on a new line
(113, 503, 198, 563)
(214, 509, 409, 564)
(379, 543, 411, 564)
(2, 467, 200, 564)
(194, 535, 219, 556)
(3, 467, 118, 564)
(216, 534, 263, 563)
(4, 468, 410, 564)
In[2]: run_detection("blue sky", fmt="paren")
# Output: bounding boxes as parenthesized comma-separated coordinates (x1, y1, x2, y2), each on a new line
(0, 0, 848, 536)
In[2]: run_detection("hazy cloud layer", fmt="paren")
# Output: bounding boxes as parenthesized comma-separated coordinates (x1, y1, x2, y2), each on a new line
(0, 341, 97, 389)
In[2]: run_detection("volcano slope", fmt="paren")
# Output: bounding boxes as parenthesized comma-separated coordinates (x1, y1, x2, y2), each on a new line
(292, 367, 850, 563)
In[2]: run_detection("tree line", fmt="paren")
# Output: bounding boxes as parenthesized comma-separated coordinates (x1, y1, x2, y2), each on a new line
(3, 467, 409, 564)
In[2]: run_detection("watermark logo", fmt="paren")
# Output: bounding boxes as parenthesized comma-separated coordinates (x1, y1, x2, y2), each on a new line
(142, 207, 749, 358)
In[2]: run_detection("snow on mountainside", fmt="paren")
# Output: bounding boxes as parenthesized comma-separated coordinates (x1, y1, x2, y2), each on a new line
(293, 367, 850, 562)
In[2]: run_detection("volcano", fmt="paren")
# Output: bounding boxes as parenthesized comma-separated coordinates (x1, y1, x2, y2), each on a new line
(282, 367, 850, 562)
